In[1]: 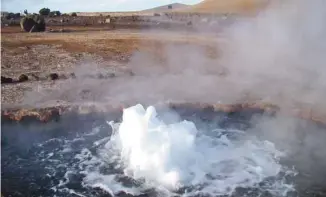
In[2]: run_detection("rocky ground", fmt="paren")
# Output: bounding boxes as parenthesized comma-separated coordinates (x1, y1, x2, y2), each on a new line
(1, 25, 326, 125)
(1, 26, 218, 106)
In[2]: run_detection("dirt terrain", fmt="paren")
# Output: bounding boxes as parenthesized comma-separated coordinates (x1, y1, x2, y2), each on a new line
(1, 24, 219, 105)
(2, 24, 326, 125)
(2, 0, 326, 125)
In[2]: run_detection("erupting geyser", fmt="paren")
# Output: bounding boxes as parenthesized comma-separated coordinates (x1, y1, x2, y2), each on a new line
(114, 104, 197, 189)
(88, 104, 295, 196)
(3, 104, 302, 197)
(114, 105, 197, 188)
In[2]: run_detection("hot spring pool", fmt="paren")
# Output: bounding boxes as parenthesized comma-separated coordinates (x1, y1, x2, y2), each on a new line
(2, 104, 326, 197)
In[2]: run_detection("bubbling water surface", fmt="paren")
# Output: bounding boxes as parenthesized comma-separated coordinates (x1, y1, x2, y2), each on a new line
(2, 104, 297, 197)
(81, 104, 295, 196)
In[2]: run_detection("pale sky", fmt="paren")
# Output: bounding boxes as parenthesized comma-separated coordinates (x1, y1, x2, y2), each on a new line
(1, 0, 202, 13)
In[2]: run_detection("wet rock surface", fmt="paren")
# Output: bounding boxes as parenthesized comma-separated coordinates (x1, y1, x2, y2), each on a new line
(1, 102, 326, 125)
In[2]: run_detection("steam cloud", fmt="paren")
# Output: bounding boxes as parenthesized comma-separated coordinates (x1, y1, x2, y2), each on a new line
(221, 0, 326, 111)
(24, 0, 326, 113)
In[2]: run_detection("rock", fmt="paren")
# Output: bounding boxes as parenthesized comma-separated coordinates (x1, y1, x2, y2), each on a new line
(2, 108, 61, 123)
(31, 73, 40, 80)
(60, 74, 68, 79)
(48, 73, 59, 80)
(97, 73, 105, 79)
(108, 73, 115, 78)
(97, 73, 115, 79)
(18, 74, 29, 82)
(20, 17, 37, 32)
(69, 73, 76, 79)
(20, 15, 46, 32)
(1, 76, 13, 84)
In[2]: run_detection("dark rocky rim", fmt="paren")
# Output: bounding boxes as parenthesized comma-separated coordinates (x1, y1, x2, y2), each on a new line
(2, 102, 326, 126)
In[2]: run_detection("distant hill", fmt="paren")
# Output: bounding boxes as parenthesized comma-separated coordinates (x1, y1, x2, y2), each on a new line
(75, 3, 190, 16)
(180, 0, 268, 14)
(75, 11, 148, 17)
(142, 3, 190, 13)
(72, 0, 268, 17)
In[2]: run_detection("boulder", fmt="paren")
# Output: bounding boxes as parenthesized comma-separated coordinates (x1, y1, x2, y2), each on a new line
(20, 17, 36, 32)
(1, 76, 14, 84)
(69, 73, 76, 79)
(20, 15, 46, 32)
(48, 73, 59, 80)
(31, 73, 40, 80)
(18, 74, 29, 82)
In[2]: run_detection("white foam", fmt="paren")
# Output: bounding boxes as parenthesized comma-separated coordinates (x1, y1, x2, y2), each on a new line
(96, 104, 294, 196)
(49, 104, 294, 196)
(112, 104, 198, 189)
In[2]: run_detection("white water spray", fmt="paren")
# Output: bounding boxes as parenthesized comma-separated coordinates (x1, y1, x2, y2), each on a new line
(93, 104, 295, 196)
